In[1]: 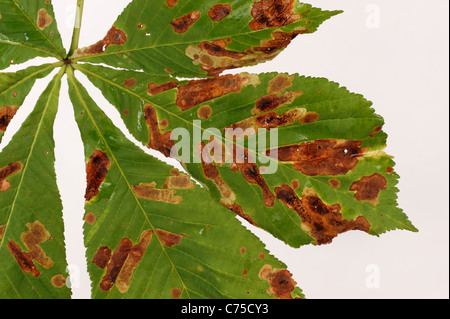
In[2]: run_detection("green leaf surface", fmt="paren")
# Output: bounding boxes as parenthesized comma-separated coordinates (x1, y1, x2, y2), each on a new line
(0, 68, 70, 299)
(0, 0, 66, 69)
(67, 66, 303, 299)
(72, 0, 340, 78)
(76, 62, 417, 248)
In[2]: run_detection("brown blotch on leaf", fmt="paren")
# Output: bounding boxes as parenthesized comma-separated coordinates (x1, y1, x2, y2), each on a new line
(251, 91, 303, 115)
(171, 288, 182, 299)
(272, 139, 367, 176)
(329, 178, 340, 189)
(51, 274, 66, 288)
(100, 238, 133, 292)
(267, 74, 294, 95)
(37, 8, 53, 30)
(231, 146, 275, 208)
(300, 112, 319, 124)
(208, 4, 232, 21)
(123, 78, 137, 88)
(133, 182, 183, 204)
(74, 26, 127, 56)
(164, 173, 195, 190)
(93, 246, 112, 269)
(249, 0, 302, 31)
(240, 247, 246, 254)
(253, 29, 308, 54)
(0, 162, 22, 192)
(275, 185, 370, 245)
(291, 179, 299, 190)
(116, 230, 153, 293)
(21, 221, 53, 269)
(0, 106, 19, 132)
(259, 264, 296, 299)
(255, 108, 306, 129)
(170, 11, 201, 34)
(197, 105, 213, 119)
(166, 0, 178, 8)
(176, 74, 259, 111)
(7, 241, 40, 277)
(0, 225, 5, 239)
(155, 229, 181, 247)
(147, 81, 178, 96)
(349, 173, 387, 206)
(386, 167, 394, 175)
(222, 201, 257, 226)
(85, 150, 111, 201)
(85, 212, 96, 225)
(144, 105, 174, 157)
(197, 41, 246, 60)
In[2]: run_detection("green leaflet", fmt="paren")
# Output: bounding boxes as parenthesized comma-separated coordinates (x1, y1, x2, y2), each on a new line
(0, 0, 66, 69)
(67, 66, 303, 299)
(0, 68, 70, 299)
(0, 63, 58, 143)
(71, 0, 341, 78)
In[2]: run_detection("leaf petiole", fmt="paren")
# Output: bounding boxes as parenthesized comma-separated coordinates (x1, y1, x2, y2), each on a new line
(68, 0, 85, 57)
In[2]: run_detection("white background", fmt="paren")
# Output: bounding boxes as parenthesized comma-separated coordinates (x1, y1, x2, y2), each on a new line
(2, 0, 448, 299)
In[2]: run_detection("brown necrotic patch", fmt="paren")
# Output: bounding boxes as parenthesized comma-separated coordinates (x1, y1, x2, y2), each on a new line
(197, 41, 246, 60)
(7, 241, 40, 277)
(208, 4, 231, 21)
(144, 105, 174, 157)
(21, 221, 53, 269)
(275, 185, 370, 245)
(93, 246, 112, 269)
(37, 8, 53, 30)
(133, 182, 182, 204)
(51, 274, 66, 288)
(255, 108, 306, 129)
(147, 81, 178, 96)
(116, 230, 153, 293)
(267, 74, 294, 95)
(222, 201, 257, 226)
(349, 173, 387, 206)
(0, 162, 22, 192)
(251, 91, 303, 115)
(166, 0, 178, 7)
(170, 11, 201, 34)
(328, 178, 340, 189)
(171, 288, 182, 299)
(259, 264, 296, 299)
(100, 238, 133, 292)
(123, 78, 137, 88)
(85, 212, 96, 225)
(0, 225, 4, 239)
(253, 29, 308, 54)
(273, 139, 367, 176)
(0, 106, 19, 132)
(74, 26, 127, 56)
(85, 150, 111, 201)
(164, 173, 194, 190)
(155, 229, 181, 247)
(176, 74, 259, 111)
(197, 105, 213, 119)
(249, 0, 302, 31)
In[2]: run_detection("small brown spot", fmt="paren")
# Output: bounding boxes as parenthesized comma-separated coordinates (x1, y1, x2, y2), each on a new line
(164, 68, 174, 74)
(74, 26, 127, 56)
(300, 112, 319, 124)
(208, 4, 232, 21)
(85, 150, 111, 201)
(133, 183, 182, 204)
(7, 241, 40, 277)
(159, 119, 169, 129)
(171, 288, 181, 299)
(251, 91, 303, 115)
(267, 74, 294, 95)
(386, 167, 394, 175)
(272, 139, 367, 176)
(240, 247, 246, 254)
(21, 221, 53, 269)
(329, 178, 340, 189)
(100, 238, 133, 292)
(85, 212, 96, 225)
(166, 0, 178, 8)
(164, 173, 194, 189)
(275, 185, 370, 245)
(0, 162, 22, 192)
(259, 264, 296, 299)
(123, 78, 137, 88)
(242, 269, 248, 275)
(123, 109, 130, 116)
(37, 8, 53, 30)
(116, 230, 153, 293)
(291, 179, 299, 190)
(0, 106, 19, 132)
(0, 225, 4, 239)
(349, 173, 387, 206)
(258, 252, 265, 259)
(155, 229, 181, 247)
(51, 274, 66, 288)
(144, 105, 174, 157)
(147, 81, 178, 96)
(249, 0, 302, 31)
(176, 74, 259, 111)
(170, 11, 201, 34)
(93, 246, 112, 269)
(197, 105, 213, 119)
(169, 168, 180, 176)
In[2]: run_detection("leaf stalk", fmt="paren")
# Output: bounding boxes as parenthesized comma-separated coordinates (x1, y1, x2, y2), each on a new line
(68, 0, 85, 57)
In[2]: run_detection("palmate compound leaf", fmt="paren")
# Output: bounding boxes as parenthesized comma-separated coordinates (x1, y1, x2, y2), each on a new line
(0, 0, 66, 70)
(0, 67, 70, 299)
(67, 66, 304, 299)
